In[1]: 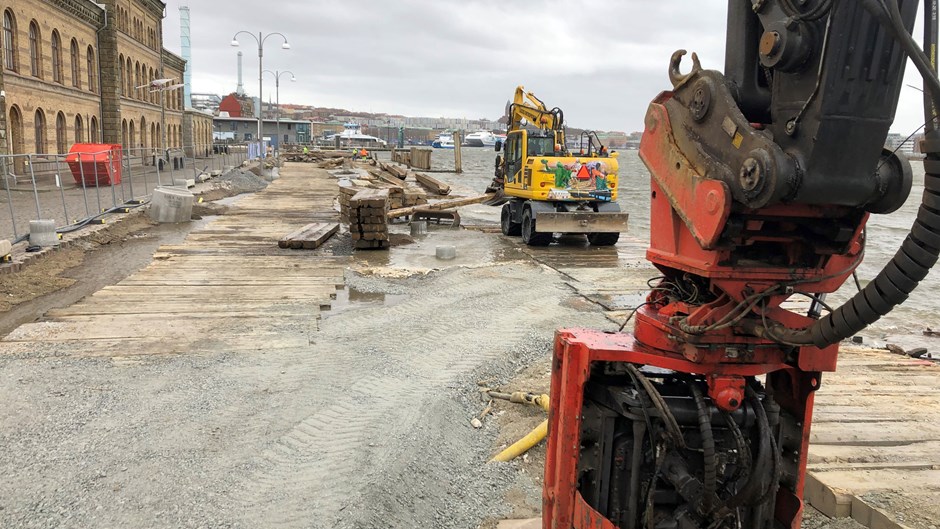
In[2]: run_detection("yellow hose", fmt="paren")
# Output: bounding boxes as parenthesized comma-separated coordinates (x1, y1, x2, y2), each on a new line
(490, 419, 548, 463)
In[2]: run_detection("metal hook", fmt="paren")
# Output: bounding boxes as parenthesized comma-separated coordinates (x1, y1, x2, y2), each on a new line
(669, 50, 703, 90)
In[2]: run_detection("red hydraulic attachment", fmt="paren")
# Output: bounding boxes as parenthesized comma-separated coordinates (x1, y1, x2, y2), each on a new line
(542, 93, 858, 529)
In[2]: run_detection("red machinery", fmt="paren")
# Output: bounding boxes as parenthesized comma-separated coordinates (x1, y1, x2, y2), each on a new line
(544, 1, 940, 528)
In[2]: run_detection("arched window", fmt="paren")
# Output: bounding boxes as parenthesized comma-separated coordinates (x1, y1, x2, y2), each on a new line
(74, 114, 84, 144)
(121, 119, 128, 148)
(3, 10, 17, 72)
(150, 122, 156, 150)
(129, 119, 136, 149)
(70, 39, 80, 88)
(134, 61, 140, 99)
(90, 116, 99, 143)
(140, 116, 147, 150)
(148, 67, 154, 103)
(51, 30, 62, 83)
(34, 109, 46, 154)
(86, 46, 96, 93)
(9, 106, 22, 154)
(126, 57, 132, 95)
(28, 20, 41, 77)
(156, 123, 162, 149)
(119, 54, 125, 96)
(56, 112, 67, 154)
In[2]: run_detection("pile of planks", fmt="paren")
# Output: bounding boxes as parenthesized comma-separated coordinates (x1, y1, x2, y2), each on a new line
(350, 189, 390, 250)
(338, 180, 358, 221)
(278, 222, 339, 249)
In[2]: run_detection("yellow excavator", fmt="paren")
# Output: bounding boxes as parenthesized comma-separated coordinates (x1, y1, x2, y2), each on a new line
(485, 86, 629, 246)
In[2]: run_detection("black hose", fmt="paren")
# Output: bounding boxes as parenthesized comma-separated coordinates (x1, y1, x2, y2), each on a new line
(728, 388, 771, 508)
(691, 384, 717, 514)
(778, 0, 940, 347)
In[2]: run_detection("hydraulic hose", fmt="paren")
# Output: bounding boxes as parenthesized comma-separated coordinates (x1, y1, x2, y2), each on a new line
(778, 0, 940, 347)
(489, 419, 548, 463)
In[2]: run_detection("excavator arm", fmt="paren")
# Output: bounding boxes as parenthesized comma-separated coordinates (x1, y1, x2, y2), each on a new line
(508, 85, 564, 134)
(544, 2, 940, 528)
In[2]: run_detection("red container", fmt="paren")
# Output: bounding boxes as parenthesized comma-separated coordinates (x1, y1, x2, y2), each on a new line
(66, 144, 123, 186)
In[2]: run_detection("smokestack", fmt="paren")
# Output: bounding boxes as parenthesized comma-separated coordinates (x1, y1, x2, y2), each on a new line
(179, 6, 192, 108)
(236, 52, 245, 96)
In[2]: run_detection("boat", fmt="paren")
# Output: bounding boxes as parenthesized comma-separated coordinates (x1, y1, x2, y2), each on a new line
(432, 133, 455, 149)
(323, 123, 387, 148)
(463, 130, 499, 147)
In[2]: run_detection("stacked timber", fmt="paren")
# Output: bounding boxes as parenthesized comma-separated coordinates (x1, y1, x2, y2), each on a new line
(387, 186, 428, 210)
(338, 179, 358, 221)
(391, 150, 411, 165)
(350, 189, 390, 250)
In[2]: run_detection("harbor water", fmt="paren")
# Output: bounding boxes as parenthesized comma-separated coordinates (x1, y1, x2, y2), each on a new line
(417, 146, 939, 343)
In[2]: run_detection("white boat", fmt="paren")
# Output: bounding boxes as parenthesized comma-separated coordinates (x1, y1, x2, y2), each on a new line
(325, 123, 387, 148)
(463, 130, 499, 147)
(432, 133, 455, 149)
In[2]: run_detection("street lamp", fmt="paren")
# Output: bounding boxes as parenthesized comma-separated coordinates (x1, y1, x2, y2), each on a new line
(263, 69, 296, 156)
(230, 31, 290, 157)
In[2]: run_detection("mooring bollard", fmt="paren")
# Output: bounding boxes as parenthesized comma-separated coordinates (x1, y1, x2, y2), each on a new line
(410, 220, 428, 237)
(29, 220, 58, 248)
(435, 245, 457, 260)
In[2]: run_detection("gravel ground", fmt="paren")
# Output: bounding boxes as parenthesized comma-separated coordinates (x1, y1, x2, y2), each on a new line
(0, 257, 611, 528)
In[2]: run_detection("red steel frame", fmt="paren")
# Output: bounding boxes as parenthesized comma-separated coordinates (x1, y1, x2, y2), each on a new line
(542, 94, 855, 529)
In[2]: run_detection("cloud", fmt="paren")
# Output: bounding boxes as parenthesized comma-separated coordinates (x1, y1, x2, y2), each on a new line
(162, 0, 928, 134)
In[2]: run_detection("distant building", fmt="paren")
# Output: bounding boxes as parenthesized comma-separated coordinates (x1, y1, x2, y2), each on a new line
(191, 93, 221, 114)
(218, 93, 254, 118)
(214, 115, 310, 146)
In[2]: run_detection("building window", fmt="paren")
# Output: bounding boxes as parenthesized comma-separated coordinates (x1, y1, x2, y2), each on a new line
(51, 31, 62, 83)
(70, 39, 80, 88)
(86, 46, 96, 93)
(119, 54, 125, 96)
(75, 114, 84, 143)
(34, 109, 46, 154)
(28, 21, 41, 77)
(3, 10, 16, 72)
(90, 116, 99, 143)
(134, 62, 140, 99)
(126, 57, 132, 95)
(9, 106, 22, 154)
(56, 112, 67, 154)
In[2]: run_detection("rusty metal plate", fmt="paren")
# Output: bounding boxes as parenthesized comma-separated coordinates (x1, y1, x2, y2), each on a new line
(534, 212, 629, 233)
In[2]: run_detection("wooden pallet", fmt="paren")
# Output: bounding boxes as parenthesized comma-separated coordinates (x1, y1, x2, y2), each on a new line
(278, 222, 339, 250)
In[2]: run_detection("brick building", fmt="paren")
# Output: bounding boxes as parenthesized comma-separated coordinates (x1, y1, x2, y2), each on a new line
(0, 0, 212, 159)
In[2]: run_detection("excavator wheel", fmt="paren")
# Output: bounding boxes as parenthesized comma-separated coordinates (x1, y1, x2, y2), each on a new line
(521, 207, 552, 246)
(588, 232, 619, 246)
(501, 204, 521, 236)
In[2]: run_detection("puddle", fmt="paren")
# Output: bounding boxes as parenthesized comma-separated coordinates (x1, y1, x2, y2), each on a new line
(323, 285, 408, 317)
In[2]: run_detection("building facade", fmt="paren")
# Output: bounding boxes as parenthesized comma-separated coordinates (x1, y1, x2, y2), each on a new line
(0, 0, 199, 160)
(213, 116, 310, 145)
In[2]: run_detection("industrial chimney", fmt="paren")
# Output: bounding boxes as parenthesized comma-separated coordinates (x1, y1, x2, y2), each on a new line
(179, 6, 192, 108)
(236, 52, 245, 96)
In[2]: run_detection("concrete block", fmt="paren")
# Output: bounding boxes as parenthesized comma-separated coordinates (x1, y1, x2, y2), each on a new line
(29, 220, 58, 247)
(410, 220, 428, 236)
(172, 178, 196, 188)
(149, 187, 194, 224)
(0, 239, 12, 257)
(436, 245, 456, 260)
(497, 519, 540, 529)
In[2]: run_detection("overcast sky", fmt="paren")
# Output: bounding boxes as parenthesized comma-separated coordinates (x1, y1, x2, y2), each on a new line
(162, 0, 929, 135)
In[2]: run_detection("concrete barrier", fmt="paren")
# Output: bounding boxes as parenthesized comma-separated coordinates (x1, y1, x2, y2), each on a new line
(29, 220, 58, 247)
(410, 220, 428, 236)
(436, 245, 457, 260)
(149, 187, 194, 224)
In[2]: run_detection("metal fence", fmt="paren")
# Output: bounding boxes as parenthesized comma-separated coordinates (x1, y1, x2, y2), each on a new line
(0, 142, 249, 243)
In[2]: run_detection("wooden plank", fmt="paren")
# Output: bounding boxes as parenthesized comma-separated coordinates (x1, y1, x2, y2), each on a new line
(414, 172, 451, 195)
(278, 222, 339, 250)
(387, 193, 493, 219)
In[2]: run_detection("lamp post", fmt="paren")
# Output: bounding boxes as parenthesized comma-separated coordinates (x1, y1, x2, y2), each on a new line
(263, 69, 295, 156)
(230, 31, 290, 158)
